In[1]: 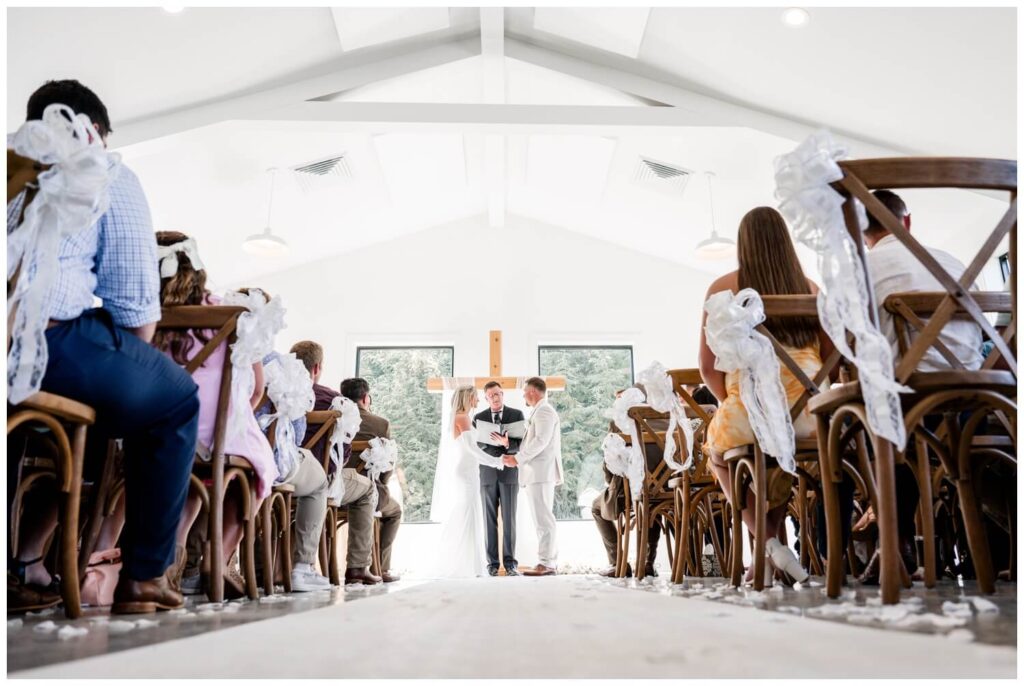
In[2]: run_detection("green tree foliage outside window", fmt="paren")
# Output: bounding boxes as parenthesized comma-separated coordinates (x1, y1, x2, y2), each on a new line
(356, 347, 453, 523)
(539, 347, 634, 520)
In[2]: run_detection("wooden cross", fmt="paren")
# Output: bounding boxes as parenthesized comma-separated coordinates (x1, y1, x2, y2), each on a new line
(426, 330, 566, 392)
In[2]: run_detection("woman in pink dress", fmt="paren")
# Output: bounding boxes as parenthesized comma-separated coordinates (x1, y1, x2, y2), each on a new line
(153, 231, 277, 596)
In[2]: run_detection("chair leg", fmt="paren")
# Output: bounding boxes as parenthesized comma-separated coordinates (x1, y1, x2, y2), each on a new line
(729, 464, 744, 588)
(370, 519, 382, 577)
(914, 436, 937, 588)
(635, 500, 648, 581)
(77, 439, 117, 580)
(59, 424, 87, 619)
(820, 414, 845, 599)
(957, 469, 996, 594)
(752, 453, 766, 592)
(873, 437, 902, 605)
(280, 494, 293, 593)
(260, 499, 274, 597)
(240, 487, 259, 600)
(208, 473, 225, 603)
(326, 509, 340, 586)
(616, 500, 631, 578)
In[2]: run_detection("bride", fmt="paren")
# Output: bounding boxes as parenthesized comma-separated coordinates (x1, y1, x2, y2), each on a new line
(430, 385, 507, 578)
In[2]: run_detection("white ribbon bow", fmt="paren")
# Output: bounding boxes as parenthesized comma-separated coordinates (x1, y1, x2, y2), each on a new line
(157, 237, 205, 279)
(325, 395, 363, 502)
(608, 387, 647, 495)
(261, 353, 315, 483)
(774, 131, 909, 450)
(220, 289, 287, 441)
(602, 433, 644, 501)
(360, 437, 398, 517)
(7, 104, 119, 404)
(704, 288, 797, 474)
(637, 361, 694, 472)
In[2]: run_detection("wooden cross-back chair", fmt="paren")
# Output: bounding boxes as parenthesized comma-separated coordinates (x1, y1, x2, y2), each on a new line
(258, 414, 296, 595)
(157, 305, 260, 603)
(622, 406, 688, 581)
(811, 157, 1017, 601)
(719, 295, 848, 592)
(6, 150, 96, 618)
(665, 369, 730, 583)
(302, 409, 343, 585)
(883, 290, 1017, 589)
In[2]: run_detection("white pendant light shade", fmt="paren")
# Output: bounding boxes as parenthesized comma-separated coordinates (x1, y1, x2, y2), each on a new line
(694, 171, 735, 260)
(244, 168, 289, 257)
(243, 227, 290, 257)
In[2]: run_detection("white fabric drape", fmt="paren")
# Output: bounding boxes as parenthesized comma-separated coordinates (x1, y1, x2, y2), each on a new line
(361, 437, 398, 517)
(260, 353, 315, 484)
(637, 360, 693, 472)
(704, 288, 797, 474)
(7, 104, 119, 404)
(326, 395, 362, 502)
(774, 131, 909, 450)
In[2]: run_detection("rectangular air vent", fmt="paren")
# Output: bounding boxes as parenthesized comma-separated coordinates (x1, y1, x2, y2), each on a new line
(290, 154, 353, 193)
(633, 157, 692, 197)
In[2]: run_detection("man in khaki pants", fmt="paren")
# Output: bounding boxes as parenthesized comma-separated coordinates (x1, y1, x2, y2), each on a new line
(291, 341, 381, 585)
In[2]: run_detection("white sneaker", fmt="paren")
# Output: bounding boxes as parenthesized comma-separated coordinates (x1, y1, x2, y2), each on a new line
(290, 564, 331, 592)
(766, 537, 809, 584)
(180, 573, 202, 595)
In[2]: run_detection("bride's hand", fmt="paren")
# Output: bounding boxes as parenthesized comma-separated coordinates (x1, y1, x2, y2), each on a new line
(490, 432, 510, 448)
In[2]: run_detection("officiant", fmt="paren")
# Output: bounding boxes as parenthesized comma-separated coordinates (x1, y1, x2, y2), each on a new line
(473, 381, 525, 576)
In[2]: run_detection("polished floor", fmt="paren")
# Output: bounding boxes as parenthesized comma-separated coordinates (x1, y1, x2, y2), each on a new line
(9, 575, 1016, 678)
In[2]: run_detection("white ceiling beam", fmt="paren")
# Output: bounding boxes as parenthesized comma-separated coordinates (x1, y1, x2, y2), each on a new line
(112, 37, 479, 149)
(480, 7, 506, 228)
(242, 101, 723, 134)
(504, 36, 909, 159)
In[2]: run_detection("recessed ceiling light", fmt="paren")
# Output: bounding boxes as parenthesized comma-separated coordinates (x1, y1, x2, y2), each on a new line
(782, 8, 810, 27)
(163, 5, 184, 14)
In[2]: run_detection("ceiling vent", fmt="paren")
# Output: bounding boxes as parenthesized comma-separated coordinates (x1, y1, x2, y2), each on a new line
(633, 157, 692, 197)
(290, 154, 353, 194)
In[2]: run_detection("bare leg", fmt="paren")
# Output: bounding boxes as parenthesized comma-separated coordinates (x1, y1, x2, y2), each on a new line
(176, 492, 202, 549)
(16, 491, 59, 586)
(94, 497, 126, 552)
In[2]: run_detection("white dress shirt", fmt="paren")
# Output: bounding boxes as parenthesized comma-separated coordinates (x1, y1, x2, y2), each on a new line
(867, 233, 983, 372)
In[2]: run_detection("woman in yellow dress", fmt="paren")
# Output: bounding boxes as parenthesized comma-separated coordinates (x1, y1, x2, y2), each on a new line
(698, 206, 835, 584)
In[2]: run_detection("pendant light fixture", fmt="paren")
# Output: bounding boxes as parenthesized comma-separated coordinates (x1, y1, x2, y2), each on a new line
(243, 167, 290, 257)
(694, 171, 735, 260)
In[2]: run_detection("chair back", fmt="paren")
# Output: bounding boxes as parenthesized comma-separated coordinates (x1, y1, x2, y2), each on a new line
(832, 157, 1017, 381)
(666, 368, 717, 480)
(883, 291, 1014, 371)
(303, 410, 341, 472)
(627, 405, 687, 495)
(157, 305, 245, 468)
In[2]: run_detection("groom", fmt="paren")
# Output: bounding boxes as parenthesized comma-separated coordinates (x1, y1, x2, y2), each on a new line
(503, 377, 563, 577)
(474, 381, 524, 577)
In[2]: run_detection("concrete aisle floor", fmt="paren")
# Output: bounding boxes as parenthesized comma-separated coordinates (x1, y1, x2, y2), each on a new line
(12, 575, 1015, 679)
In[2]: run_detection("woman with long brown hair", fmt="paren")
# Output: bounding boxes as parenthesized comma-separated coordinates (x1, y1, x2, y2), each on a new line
(698, 206, 834, 585)
(154, 231, 277, 598)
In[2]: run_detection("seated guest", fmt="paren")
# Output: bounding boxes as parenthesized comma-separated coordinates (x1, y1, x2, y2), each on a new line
(291, 342, 381, 585)
(593, 385, 667, 577)
(699, 206, 835, 585)
(7, 80, 199, 614)
(865, 189, 983, 372)
(152, 232, 278, 598)
(342, 378, 402, 583)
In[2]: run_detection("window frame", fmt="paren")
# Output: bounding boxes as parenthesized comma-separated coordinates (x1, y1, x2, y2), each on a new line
(537, 344, 635, 383)
(355, 345, 455, 378)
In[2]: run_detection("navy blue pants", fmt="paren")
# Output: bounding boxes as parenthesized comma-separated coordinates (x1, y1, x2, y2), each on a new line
(40, 309, 199, 580)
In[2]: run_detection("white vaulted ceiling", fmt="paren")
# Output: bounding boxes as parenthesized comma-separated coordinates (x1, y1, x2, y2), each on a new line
(6, 7, 1016, 287)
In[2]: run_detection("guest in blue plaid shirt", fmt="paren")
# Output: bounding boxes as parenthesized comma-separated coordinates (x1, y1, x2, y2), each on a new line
(8, 80, 199, 615)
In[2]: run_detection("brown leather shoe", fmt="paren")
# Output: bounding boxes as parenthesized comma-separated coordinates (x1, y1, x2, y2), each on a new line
(521, 564, 556, 577)
(111, 574, 183, 614)
(344, 567, 382, 585)
(7, 572, 61, 614)
(381, 570, 401, 583)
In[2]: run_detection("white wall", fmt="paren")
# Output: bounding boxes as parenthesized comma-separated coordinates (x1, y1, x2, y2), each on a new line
(252, 213, 712, 387)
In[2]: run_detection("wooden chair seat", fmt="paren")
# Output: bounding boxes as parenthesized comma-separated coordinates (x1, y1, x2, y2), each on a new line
(16, 391, 96, 425)
(721, 439, 820, 463)
(808, 370, 1016, 416)
(327, 498, 340, 508)
(272, 483, 296, 494)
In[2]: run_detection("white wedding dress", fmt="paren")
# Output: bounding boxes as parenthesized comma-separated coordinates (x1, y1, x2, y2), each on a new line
(430, 427, 506, 578)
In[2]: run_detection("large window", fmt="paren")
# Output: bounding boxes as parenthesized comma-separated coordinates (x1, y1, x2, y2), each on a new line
(538, 346, 634, 520)
(355, 346, 454, 523)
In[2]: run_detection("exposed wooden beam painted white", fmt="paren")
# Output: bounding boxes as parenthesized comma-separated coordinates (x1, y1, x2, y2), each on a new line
(111, 37, 479, 149)
(504, 36, 908, 159)
(242, 101, 721, 134)
(480, 8, 506, 228)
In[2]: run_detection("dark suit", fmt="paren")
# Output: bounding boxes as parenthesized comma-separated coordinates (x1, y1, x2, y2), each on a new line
(353, 407, 402, 573)
(473, 405, 524, 571)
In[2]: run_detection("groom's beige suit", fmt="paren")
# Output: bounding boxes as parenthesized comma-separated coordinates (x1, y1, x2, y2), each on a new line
(515, 398, 563, 568)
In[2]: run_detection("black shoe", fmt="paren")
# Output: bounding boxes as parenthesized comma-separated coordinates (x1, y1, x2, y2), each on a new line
(505, 566, 519, 577)
(487, 567, 499, 577)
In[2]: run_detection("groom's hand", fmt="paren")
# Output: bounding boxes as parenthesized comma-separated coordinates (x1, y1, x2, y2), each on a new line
(502, 455, 518, 468)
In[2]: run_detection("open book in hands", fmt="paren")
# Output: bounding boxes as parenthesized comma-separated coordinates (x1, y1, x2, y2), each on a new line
(475, 420, 527, 446)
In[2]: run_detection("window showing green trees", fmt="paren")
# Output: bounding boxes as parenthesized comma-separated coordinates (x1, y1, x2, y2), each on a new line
(355, 346, 453, 523)
(538, 346, 634, 520)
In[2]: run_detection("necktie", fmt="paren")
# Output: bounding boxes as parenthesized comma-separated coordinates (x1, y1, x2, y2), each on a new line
(493, 411, 500, 425)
